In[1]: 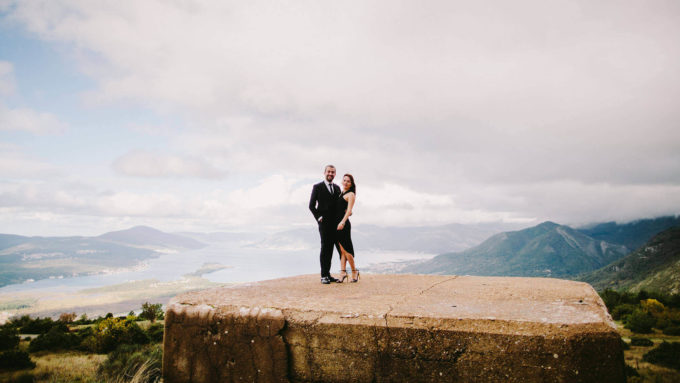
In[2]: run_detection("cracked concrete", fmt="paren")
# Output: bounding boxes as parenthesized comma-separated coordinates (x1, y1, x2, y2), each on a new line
(162, 274, 625, 382)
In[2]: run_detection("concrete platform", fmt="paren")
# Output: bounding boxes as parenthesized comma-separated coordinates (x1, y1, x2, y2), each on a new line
(162, 274, 625, 382)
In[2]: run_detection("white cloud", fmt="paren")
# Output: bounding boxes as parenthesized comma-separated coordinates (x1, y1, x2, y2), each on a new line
(0, 61, 15, 96)
(1, 1, 679, 233)
(0, 61, 67, 134)
(0, 144, 60, 178)
(0, 104, 67, 134)
(112, 150, 225, 178)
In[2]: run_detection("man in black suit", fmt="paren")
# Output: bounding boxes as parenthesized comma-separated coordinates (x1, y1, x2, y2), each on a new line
(309, 165, 341, 284)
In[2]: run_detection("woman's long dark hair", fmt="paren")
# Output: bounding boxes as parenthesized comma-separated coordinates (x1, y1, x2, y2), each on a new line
(343, 174, 356, 194)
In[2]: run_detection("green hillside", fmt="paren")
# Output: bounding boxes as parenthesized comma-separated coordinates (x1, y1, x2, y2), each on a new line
(579, 227, 680, 294)
(577, 216, 680, 251)
(411, 221, 629, 277)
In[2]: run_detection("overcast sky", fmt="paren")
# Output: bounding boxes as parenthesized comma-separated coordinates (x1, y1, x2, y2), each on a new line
(1, 0, 679, 236)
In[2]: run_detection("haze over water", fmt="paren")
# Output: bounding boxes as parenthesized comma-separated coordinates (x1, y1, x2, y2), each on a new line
(0, 242, 434, 295)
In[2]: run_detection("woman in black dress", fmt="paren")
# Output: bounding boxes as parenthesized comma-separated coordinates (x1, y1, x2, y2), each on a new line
(336, 174, 358, 282)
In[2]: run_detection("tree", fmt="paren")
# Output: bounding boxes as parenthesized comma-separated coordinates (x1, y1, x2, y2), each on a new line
(643, 341, 680, 371)
(82, 317, 149, 353)
(0, 350, 35, 370)
(140, 303, 163, 323)
(29, 326, 81, 352)
(59, 312, 77, 323)
(0, 326, 20, 351)
(626, 309, 656, 334)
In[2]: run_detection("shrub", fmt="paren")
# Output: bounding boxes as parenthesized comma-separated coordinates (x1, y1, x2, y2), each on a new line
(624, 364, 639, 377)
(600, 289, 624, 312)
(641, 298, 665, 314)
(630, 337, 654, 347)
(98, 343, 162, 383)
(83, 317, 149, 353)
(147, 323, 164, 343)
(11, 372, 35, 383)
(28, 326, 81, 352)
(13, 316, 56, 335)
(74, 313, 92, 325)
(611, 304, 637, 321)
(0, 350, 35, 370)
(58, 312, 77, 323)
(140, 303, 164, 323)
(0, 326, 20, 351)
(643, 341, 680, 371)
(625, 310, 656, 334)
(662, 326, 680, 336)
(621, 338, 630, 350)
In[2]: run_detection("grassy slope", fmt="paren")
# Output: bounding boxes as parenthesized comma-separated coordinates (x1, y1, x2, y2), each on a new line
(580, 227, 680, 294)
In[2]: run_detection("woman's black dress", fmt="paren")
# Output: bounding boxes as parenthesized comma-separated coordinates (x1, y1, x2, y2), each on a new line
(336, 191, 355, 257)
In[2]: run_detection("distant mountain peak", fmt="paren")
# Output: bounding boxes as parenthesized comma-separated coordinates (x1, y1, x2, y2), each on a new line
(411, 221, 628, 278)
(105, 225, 163, 235)
(98, 226, 205, 250)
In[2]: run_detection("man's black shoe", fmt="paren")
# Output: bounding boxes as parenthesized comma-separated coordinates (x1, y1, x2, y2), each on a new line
(321, 277, 331, 284)
(327, 276, 339, 283)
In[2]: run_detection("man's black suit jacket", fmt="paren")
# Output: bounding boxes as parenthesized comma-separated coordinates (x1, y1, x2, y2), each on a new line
(309, 181, 339, 222)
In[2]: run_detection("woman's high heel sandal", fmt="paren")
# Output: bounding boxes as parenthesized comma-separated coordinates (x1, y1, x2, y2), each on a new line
(337, 270, 348, 283)
(351, 270, 360, 283)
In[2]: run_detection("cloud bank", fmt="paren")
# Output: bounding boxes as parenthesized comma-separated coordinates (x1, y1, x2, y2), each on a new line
(1, 1, 679, 234)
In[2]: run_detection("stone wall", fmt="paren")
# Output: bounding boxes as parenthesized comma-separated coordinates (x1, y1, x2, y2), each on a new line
(163, 274, 625, 382)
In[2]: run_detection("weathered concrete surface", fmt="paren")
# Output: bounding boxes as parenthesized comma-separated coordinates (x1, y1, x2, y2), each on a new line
(163, 274, 625, 383)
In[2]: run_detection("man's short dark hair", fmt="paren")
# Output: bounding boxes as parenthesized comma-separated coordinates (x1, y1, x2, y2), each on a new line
(325, 165, 335, 171)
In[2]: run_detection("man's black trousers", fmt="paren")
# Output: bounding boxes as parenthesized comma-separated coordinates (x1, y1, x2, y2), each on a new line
(318, 218, 339, 278)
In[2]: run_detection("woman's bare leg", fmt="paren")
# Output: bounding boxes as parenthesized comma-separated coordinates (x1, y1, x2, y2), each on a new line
(340, 252, 347, 277)
(338, 243, 356, 277)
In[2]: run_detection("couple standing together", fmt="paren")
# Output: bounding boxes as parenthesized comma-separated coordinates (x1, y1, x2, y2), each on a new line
(309, 165, 359, 285)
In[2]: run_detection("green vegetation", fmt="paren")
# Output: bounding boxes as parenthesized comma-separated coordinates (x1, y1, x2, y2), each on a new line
(577, 216, 680, 252)
(0, 349, 35, 371)
(0, 326, 20, 351)
(29, 326, 86, 352)
(146, 324, 163, 343)
(0, 303, 165, 382)
(12, 316, 59, 334)
(98, 344, 162, 382)
(643, 341, 680, 371)
(581, 227, 680, 293)
(600, 288, 680, 381)
(139, 303, 164, 323)
(630, 337, 654, 347)
(83, 317, 150, 354)
(600, 290, 680, 334)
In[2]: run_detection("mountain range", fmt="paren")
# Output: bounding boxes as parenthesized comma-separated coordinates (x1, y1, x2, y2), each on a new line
(408, 216, 680, 293)
(410, 221, 629, 277)
(99, 226, 205, 249)
(0, 226, 205, 288)
(577, 216, 680, 252)
(2, 216, 678, 293)
(579, 227, 680, 294)
(248, 222, 527, 254)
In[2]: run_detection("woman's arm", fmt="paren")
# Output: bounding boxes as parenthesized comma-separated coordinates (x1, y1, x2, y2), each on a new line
(337, 193, 356, 230)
